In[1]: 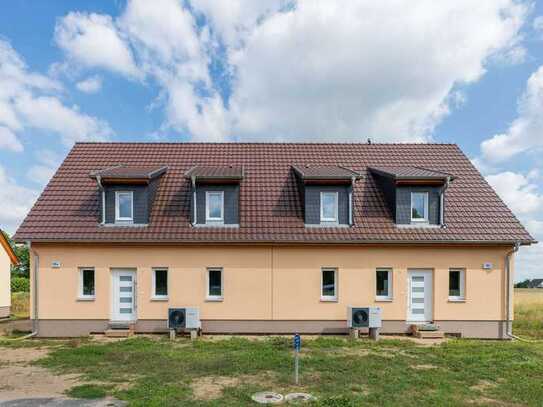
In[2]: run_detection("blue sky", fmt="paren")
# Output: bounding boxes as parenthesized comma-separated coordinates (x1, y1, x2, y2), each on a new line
(0, 1, 542, 280)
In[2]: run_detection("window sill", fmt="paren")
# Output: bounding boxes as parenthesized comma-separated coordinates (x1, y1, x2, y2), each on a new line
(448, 298, 466, 303)
(375, 297, 393, 302)
(151, 296, 169, 302)
(77, 296, 95, 302)
(320, 297, 338, 303)
(206, 297, 224, 302)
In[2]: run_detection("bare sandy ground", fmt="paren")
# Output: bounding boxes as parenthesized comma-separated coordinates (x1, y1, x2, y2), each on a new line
(0, 347, 81, 401)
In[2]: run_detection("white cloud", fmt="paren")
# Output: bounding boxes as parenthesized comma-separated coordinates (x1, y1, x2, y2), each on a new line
(533, 15, 543, 33)
(0, 165, 38, 234)
(27, 149, 63, 186)
(0, 38, 113, 149)
(486, 170, 543, 281)
(486, 171, 543, 215)
(0, 126, 23, 152)
(481, 65, 543, 162)
(226, 0, 527, 141)
(55, 12, 141, 78)
(53, 0, 527, 142)
(76, 75, 102, 93)
(14, 94, 112, 146)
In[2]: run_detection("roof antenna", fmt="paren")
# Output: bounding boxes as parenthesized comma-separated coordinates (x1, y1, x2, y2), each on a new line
(367, 138, 372, 145)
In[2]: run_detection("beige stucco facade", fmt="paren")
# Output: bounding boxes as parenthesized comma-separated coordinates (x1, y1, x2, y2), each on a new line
(0, 245, 11, 318)
(30, 243, 513, 338)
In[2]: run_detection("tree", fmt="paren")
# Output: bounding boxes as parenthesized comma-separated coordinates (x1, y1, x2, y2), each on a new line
(514, 279, 531, 288)
(2, 231, 29, 278)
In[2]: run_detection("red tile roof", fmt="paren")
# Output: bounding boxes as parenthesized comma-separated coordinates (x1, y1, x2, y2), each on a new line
(14, 142, 535, 245)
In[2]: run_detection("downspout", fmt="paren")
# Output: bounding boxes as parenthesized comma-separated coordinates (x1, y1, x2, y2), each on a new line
(191, 176, 197, 225)
(505, 241, 521, 339)
(29, 241, 39, 337)
(440, 176, 451, 227)
(349, 176, 355, 226)
(96, 175, 105, 224)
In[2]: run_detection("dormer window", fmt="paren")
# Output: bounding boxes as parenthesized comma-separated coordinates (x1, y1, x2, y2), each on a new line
(206, 191, 224, 222)
(115, 191, 134, 222)
(320, 192, 338, 222)
(411, 192, 428, 222)
(185, 166, 243, 227)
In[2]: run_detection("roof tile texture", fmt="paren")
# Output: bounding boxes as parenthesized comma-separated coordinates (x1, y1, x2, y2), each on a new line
(14, 142, 534, 244)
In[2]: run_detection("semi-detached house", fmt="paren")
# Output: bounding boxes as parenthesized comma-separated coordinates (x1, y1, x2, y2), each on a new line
(14, 142, 536, 338)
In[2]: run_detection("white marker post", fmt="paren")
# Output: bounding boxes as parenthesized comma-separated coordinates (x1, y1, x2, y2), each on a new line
(293, 333, 301, 385)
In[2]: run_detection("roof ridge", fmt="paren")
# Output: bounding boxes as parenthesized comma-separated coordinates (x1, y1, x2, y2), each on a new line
(74, 141, 459, 146)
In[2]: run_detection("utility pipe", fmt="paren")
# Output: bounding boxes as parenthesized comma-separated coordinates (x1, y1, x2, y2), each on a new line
(505, 241, 520, 339)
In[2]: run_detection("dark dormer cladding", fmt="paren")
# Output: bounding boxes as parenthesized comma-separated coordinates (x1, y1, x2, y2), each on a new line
(90, 165, 168, 225)
(369, 166, 455, 227)
(292, 165, 362, 227)
(184, 166, 243, 227)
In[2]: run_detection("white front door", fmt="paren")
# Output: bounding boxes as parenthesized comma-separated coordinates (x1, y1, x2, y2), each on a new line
(111, 269, 136, 322)
(407, 270, 433, 323)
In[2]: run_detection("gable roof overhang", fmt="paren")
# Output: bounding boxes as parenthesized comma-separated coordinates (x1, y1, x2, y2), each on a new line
(369, 166, 455, 185)
(90, 165, 168, 185)
(292, 165, 362, 185)
(184, 165, 244, 184)
(0, 231, 19, 265)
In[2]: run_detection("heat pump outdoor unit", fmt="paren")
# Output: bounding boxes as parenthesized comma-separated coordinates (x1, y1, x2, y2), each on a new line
(168, 307, 201, 330)
(347, 306, 382, 329)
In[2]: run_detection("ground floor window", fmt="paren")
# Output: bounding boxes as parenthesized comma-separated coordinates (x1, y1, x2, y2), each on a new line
(152, 268, 168, 298)
(449, 269, 465, 301)
(321, 268, 337, 301)
(79, 268, 95, 299)
(376, 268, 392, 300)
(207, 268, 223, 301)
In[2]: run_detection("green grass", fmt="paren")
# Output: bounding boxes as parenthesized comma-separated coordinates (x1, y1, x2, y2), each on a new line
(23, 336, 543, 406)
(66, 384, 111, 399)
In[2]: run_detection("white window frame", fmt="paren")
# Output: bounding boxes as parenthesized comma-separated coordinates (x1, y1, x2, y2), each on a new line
(448, 268, 466, 301)
(151, 268, 168, 300)
(320, 267, 338, 302)
(375, 268, 393, 301)
(320, 191, 339, 222)
(206, 267, 224, 301)
(115, 191, 134, 222)
(205, 191, 224, 222)
(78, 267, 95, 300)
(410, 192, 429, 222)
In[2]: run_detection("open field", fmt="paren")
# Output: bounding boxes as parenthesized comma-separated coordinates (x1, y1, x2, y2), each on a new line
(1, 336, 543, 406)
(514, 288, 543, 339)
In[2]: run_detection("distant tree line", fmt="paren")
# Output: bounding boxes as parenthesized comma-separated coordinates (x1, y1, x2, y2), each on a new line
(515, 279, 542, 288)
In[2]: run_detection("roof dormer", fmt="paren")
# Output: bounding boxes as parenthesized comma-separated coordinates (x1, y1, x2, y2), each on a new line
(90, 165, 167, 226)
(369, 166, 455, 227)
(292, 165, 362, 227)
(185, 166, 243, 227)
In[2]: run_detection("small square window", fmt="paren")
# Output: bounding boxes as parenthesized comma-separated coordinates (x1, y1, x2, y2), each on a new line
(320, 192, 338, 222)
(79, 268, 95, 299)
(115, 191, 134, 222)
(449, 269, 465, 301)
(207, 268, 223, 300)
(321, 268, 337, 301)
(206, 191, 224, 222)
(153, 268, 168, 298)
(376, 268, 392, 300)
(411, 192, 428, 222)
